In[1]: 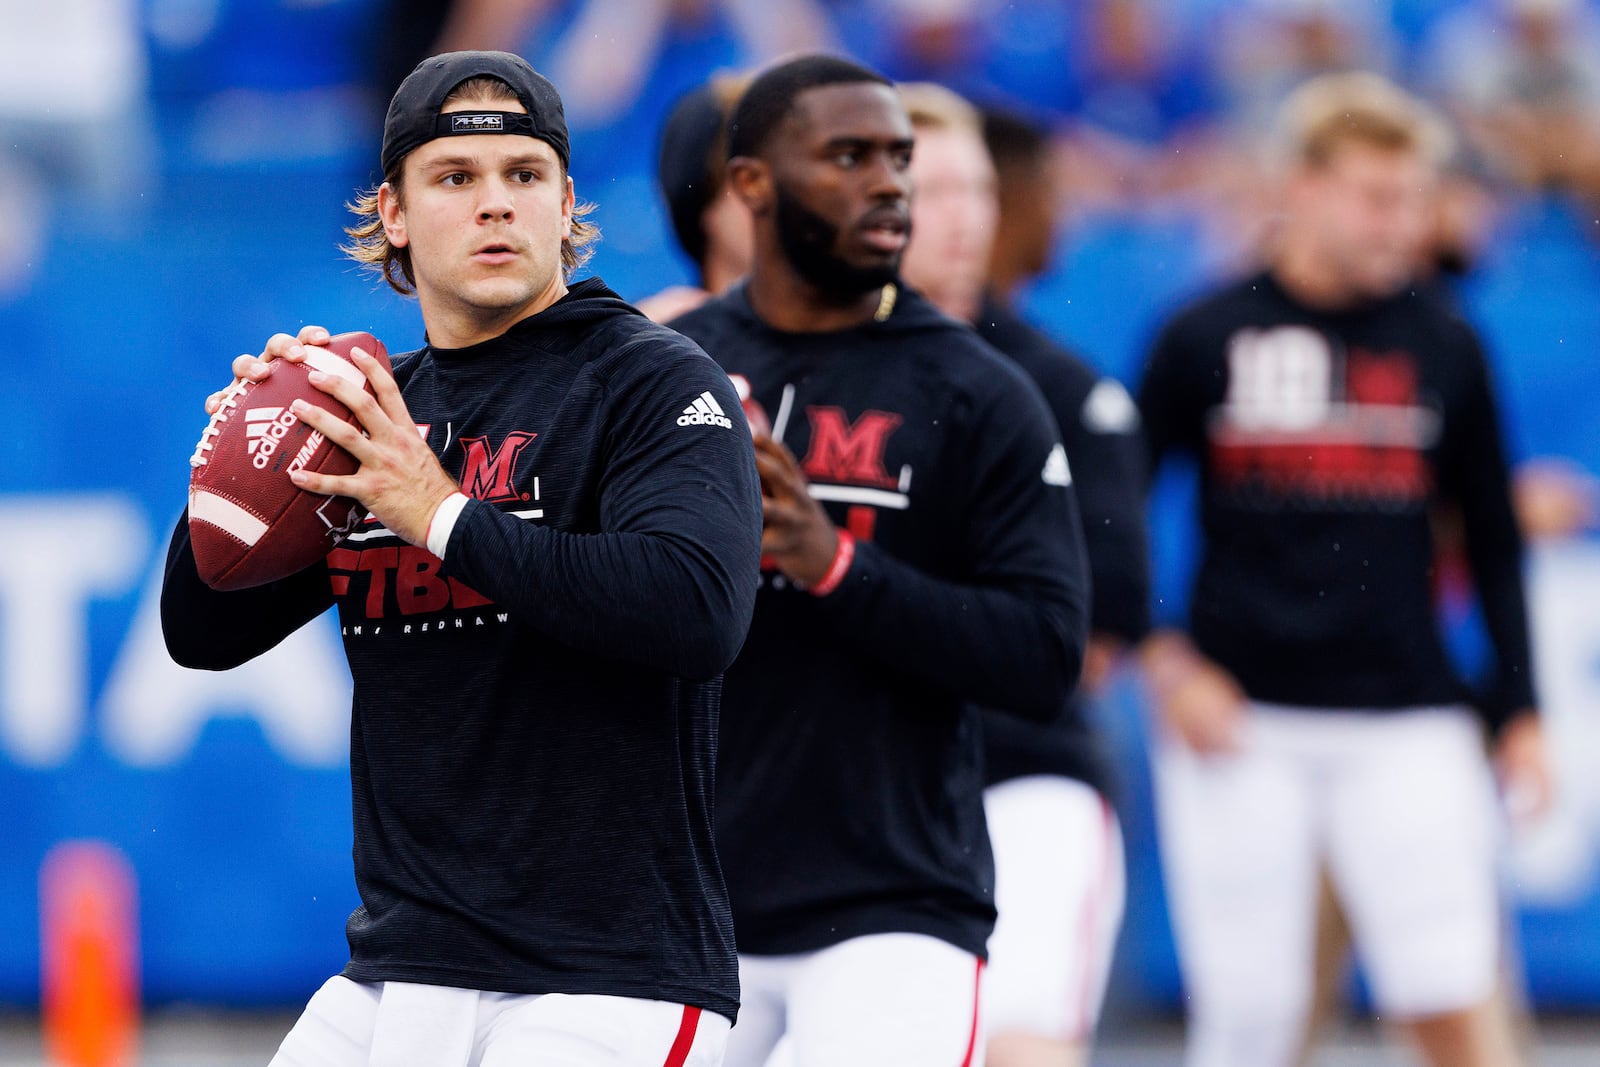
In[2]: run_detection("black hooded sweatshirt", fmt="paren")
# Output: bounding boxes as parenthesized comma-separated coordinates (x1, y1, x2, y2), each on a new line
(974, 294, 1151, 795)
(670, 282, 1089, 958)
(161, 278, 763, 1022)
(1138, 270, 1535, 730)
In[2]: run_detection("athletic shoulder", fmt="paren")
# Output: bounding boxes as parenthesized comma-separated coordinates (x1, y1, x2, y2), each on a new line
(598, 307, 718, 368)
(532, 279, 728, 390)
(665, 288, 754, 355)
(883, 287, 1050, 417)
(975, 297, 1102, 412)
(388, 346, 427, 388)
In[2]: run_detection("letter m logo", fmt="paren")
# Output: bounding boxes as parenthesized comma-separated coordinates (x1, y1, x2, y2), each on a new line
(801, 407, 902, 489)
(457, 432, 537, 502)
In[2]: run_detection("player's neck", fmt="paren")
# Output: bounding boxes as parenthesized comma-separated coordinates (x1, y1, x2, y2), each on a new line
(1270, 240, 1361, 312)
(746, 258, 887, 333)
(421, 277, 570, 349)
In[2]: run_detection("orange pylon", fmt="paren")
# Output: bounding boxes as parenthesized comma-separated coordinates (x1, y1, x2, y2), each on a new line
(40, 841, 140, 1067)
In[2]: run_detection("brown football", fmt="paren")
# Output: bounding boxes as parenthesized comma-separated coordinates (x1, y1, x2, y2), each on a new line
(187, 332, 391, 591)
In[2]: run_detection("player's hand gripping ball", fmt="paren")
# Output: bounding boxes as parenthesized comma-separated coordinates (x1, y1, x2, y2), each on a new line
(186, 332, 391, 590)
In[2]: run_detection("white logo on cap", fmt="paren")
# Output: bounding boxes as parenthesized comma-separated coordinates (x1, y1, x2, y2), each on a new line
(452, 113, 505, 132)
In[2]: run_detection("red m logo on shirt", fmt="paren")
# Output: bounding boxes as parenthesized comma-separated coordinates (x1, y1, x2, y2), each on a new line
(458, 432, 538, 503)
(801, 407, 903, 489)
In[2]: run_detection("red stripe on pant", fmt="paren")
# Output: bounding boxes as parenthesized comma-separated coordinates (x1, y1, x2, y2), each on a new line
(1068, 796, 1117, 1041)
(960, 958, 985, 1067)
(662, 1005, 701, 1067)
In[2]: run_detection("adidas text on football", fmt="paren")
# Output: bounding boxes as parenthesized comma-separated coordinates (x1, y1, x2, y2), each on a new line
(247, 407, 300, 470)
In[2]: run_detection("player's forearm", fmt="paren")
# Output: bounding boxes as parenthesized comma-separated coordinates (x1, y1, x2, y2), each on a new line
(159, 512, 334, 669)
(1450, 341, 1539, 719)
(1080, 513, 1151, 645)
(441, 500, 760, 680)
(1465, 537, 1538, 724)
(812, 539, 1086, 719)
(1456, 466, 1538, 720)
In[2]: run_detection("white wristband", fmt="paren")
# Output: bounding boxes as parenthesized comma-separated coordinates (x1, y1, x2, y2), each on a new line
(425, 492, 471, 559)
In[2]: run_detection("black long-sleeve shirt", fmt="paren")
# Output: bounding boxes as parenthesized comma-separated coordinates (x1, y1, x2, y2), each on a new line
(975, 295, 1150, 793)
(1138, 270, 1535, 730)
(162, 279, 763, 1022)
(670, 283, 1089, 958)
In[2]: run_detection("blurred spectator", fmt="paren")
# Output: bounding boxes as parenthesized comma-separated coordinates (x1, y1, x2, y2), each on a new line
(1209, 0, 1399, 141)
(376, 0, 831, 131)
(375, 0, 552, 100)
(1426, 162, 1503, 281)
(1077, 0, 1216, 146)
(981, 106, 1069, 301)
(1047, 0, 1229, 215)
(900, 81, 1148, 1067)
(864, 0, 993, 77)
(545, 0, 833, 127)
(0, 0, 152, 294)
(1422, 0, 1600, 192)
(637, 71, 752, 321)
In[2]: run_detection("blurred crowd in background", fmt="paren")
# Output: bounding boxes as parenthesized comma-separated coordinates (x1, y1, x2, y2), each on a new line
(4, 0, 1600, 502)
(7, 0, 1600, 277)
(1, 0, 1597, 329)
(4, 0, 1600, 263)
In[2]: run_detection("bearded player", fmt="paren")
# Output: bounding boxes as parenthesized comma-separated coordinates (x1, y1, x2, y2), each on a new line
(670, 56, 1090, 1067)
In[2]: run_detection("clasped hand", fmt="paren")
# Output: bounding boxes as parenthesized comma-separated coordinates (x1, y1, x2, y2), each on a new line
(206, 325, 460, 548)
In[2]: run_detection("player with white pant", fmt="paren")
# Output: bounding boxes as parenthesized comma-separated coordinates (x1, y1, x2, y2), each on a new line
(1155, 704, 1501, 1067)
(164, 51, 762, 1066)
(669, 56, 1088, 1067)
(983, 777, 1124, 1055)
(271, 978, 728, 1067)
(1136, 72, 1551, 1067)
(896, 84, 1149, 1067)
(735, 934, 983, 1067)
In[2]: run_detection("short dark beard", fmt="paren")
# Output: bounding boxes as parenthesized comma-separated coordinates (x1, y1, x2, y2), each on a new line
(773, 181, 900, 301)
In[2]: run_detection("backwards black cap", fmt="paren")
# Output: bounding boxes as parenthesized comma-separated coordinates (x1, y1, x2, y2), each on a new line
(381, 50, 569, 177)
(657, 84, 728, 268)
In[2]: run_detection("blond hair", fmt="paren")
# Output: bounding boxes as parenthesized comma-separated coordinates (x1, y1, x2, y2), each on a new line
(897, 81, 982, 136)
(1273, 71, 1455, 172)
(343, 76, 600, 295)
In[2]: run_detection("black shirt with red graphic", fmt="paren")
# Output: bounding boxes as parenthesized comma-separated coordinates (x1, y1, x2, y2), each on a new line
(161, 279, 763, 1022)
(669, 282, 1090, 958)
(1138, 270, 1535, 729)
(975, 295, 1150, 795)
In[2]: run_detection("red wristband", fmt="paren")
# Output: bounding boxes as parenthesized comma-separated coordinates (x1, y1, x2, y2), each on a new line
(808, 530, 856, 597)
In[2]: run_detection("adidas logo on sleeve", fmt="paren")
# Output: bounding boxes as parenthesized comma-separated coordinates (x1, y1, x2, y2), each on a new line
(677, 390, 733, 429)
